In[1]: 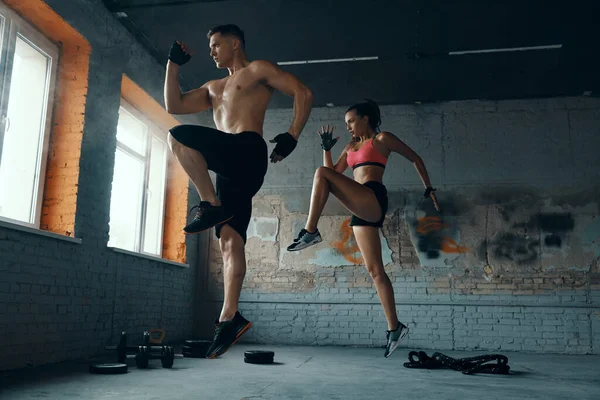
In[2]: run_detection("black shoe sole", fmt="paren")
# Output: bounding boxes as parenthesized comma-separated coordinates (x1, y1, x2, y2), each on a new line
(244, 357, 273, 364)
(205, 321, 252, 359)
(184, 214, 234, 235)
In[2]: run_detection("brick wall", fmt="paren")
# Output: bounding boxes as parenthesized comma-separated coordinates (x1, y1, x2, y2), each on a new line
(3, 0, 91, 236)
(199, 96, 600, 354)
(0, 0, 205, 371)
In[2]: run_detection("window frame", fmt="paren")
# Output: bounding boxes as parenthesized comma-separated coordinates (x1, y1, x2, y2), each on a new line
(109, 98, 169, 257)
(0, 2, 59, 229)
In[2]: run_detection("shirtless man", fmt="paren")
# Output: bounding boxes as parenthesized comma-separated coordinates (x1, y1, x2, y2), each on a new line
(164, 24, 313, 358)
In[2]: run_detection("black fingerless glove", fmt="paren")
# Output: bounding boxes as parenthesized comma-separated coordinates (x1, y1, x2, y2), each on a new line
(168, 41, 191, 66)
(423, 187, 437, 198)
(269, 132, 297, 158)
(320, 129, 338, 151)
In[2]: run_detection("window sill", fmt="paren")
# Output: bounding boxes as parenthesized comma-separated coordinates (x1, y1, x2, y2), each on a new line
(0, 219, 82, 244)
(108, 246, 189, 268)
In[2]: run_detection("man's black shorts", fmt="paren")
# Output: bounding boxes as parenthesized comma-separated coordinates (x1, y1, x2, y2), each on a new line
(169, 125, 268, 243)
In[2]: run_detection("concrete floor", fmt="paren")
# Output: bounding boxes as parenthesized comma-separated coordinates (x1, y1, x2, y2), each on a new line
(1, 345, 599, 400)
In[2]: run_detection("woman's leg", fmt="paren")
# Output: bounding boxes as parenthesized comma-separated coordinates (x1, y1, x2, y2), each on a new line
(353, 226, 398, 329)
(353, 225, 408, 357)
(287, 166, 383, 251)
(305, 166, 382, 232)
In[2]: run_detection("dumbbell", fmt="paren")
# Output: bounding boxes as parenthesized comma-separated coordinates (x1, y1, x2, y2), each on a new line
(134, 345, 178, 369)
(105, 331, 138, 363)
(106, 330, 184, 368)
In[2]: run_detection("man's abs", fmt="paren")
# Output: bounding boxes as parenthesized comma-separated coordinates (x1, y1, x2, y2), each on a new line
(213, 101, 269, 134)
(210, 72, 272, 134)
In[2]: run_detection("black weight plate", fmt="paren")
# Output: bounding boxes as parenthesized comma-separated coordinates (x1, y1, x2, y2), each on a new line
(183, 354, 205, 359)
(182, 345, 207, 352)
(89, 363, 128, 374)
(184, 340, 212, 348)
(182, 346, 206, 355)
(182, 351, 206, 357)
(244, 350, 275, 360)
(162, 347, 175, 368)
(244, 357, 273, 365)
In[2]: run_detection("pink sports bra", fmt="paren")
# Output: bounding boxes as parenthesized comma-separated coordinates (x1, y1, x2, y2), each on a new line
(346, 138, 388, 170)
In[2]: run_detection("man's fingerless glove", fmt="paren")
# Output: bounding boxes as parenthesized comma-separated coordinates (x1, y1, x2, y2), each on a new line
(269, 132, 297, 158)
(168, 41, 191, 66)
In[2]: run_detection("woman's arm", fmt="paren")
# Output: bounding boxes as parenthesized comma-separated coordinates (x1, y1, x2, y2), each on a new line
(332, 143, 352, 173)
(378, 131, 433, 188)
(378, 132, 440, 210)
(323, 148, 335, 168)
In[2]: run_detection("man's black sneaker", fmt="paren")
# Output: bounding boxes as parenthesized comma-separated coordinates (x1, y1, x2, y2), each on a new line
(205, 311, 252, 359)
(184, 201, 233, 234)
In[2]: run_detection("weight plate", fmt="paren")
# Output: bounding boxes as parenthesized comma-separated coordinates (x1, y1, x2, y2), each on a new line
(89, 363, 128, 374)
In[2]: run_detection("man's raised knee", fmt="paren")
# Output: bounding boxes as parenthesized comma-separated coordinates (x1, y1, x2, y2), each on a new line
(167, 131, 179, 152)
(168, 124, 194, 149)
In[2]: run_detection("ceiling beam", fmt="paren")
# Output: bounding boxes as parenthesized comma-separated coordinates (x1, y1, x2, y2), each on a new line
(114, 0, 228, 11)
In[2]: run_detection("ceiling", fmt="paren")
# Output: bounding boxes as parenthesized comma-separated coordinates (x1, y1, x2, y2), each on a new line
(102, 0, 600, 108)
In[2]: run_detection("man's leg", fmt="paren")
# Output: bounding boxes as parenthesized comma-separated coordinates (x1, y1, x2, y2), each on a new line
(218, 225, 246, 321)
(168, 125, 234, 234)
(202, 131, 267, 358)
(168, 133, 219, 206)
(205, 225, 253, 359)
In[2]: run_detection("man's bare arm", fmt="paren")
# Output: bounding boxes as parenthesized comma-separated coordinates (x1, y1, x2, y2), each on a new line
(255, 60, 313, 139)
(164, 61, 212, 115)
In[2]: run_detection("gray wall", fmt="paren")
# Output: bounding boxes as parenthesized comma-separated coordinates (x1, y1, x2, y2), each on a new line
(200, 96, 600, 354)
(0, 0, 204, 371)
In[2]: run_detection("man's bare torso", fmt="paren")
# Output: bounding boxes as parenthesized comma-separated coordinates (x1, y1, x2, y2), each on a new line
(207, 61, 273, 135)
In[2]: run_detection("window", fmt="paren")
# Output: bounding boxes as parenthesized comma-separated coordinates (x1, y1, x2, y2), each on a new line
(0, 3, 58, 227)
(108, 100, 168, 257)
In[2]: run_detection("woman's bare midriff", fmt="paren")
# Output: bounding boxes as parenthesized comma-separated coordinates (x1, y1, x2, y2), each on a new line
(353, 165, 385, 185)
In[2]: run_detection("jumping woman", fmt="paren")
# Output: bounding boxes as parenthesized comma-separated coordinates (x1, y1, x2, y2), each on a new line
(286, 99, 440, 357)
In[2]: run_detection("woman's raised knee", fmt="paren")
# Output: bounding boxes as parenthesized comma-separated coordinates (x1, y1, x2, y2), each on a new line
(315, 165, 330, 179)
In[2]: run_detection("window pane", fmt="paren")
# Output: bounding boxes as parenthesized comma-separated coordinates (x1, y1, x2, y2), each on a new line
(116, 108, 147, 155)
(0, 36, 50, 223)
(108, 148, 145, 252)
(143, 138, 167, 255)
(0, 15, 5, 66)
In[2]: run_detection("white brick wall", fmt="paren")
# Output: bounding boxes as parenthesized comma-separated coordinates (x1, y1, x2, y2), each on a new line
(230, 302, 597, 354)
(200, 95, 600, 355)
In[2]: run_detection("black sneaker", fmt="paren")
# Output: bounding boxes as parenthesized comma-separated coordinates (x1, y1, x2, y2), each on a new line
(384, 321, 409, 358)
(286, 228, 322, 251)
(184, 201, 233, 234)
(205, 311, 252, 359)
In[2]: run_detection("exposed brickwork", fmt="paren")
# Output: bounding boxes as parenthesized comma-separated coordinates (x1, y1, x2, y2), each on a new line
(202, 96, 600, 355)
(229, 302, 594, 354)
(0, 0, 202, 371)
(162, 161, 188, 263)
(5, 0, 91, 236)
